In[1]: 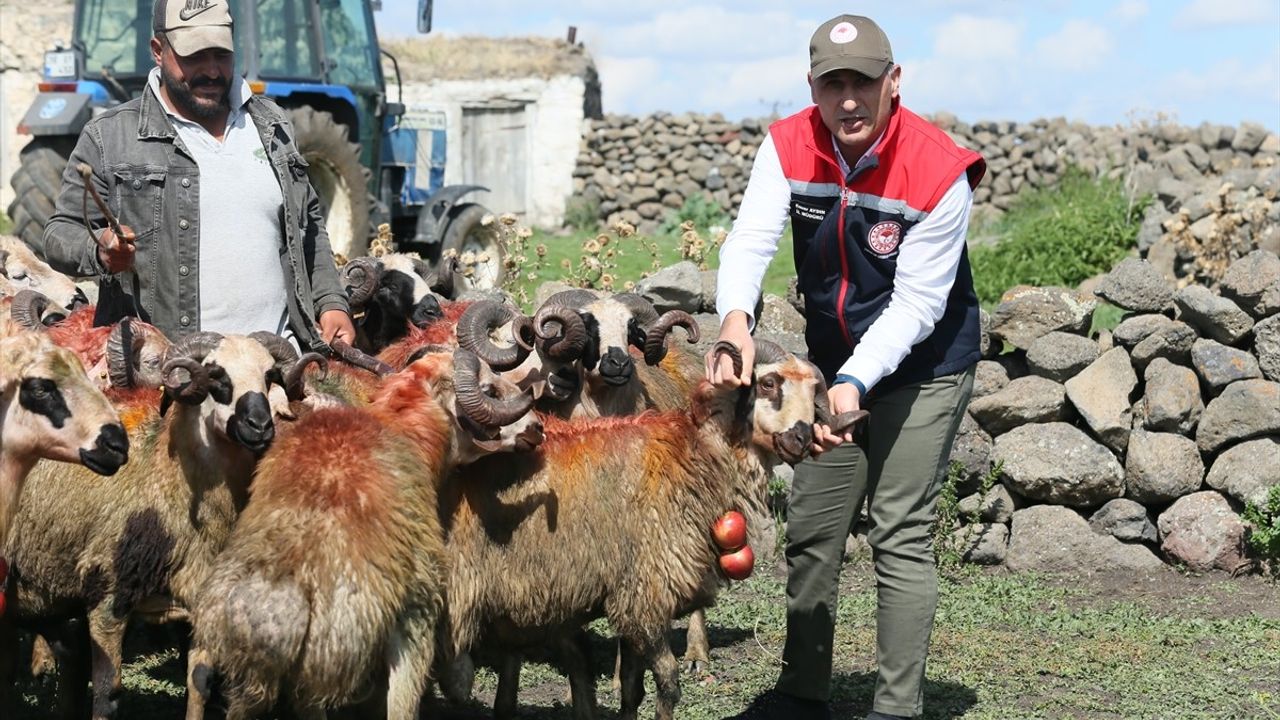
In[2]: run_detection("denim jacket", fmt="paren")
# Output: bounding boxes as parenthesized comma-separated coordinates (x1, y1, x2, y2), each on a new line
(33, 86, 348, 351)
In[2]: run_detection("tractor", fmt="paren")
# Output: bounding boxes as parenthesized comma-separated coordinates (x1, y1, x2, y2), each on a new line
(8, 0, 504, 289)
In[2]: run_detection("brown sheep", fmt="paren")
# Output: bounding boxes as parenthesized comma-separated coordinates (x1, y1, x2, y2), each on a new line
(439, 341, 863, 720)
(188, 346, 542, 720)
(0, 332, 321, 720)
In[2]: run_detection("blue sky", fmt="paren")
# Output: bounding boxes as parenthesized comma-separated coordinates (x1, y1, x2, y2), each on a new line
(375, 0, 1280, 131)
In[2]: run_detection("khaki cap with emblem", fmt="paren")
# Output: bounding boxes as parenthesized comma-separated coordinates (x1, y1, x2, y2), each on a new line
(153, 0, 234, 57)
(810, 14, 894, 79)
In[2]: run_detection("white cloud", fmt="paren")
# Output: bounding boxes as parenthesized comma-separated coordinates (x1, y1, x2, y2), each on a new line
(1035, 20, 1113, 72)
(698, 52, 813, 118)
(1110, 0, 1149, 22)
(579, 6, 808, 62)
(1173, 0, 1279, 29)
(931, 15, 1022, 62)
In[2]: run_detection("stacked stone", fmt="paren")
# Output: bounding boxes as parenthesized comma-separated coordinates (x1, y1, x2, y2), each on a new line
(571, 112, 767, 235)
(535, 250, 1279, 573)
(571, 113, 1279, 281)
(946, 250, 1280, 573)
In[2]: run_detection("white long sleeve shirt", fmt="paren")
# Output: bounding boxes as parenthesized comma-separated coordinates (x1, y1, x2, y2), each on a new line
(716, 132, 974, 394)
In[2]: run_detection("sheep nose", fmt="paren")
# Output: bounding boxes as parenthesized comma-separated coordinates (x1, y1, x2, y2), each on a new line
(232, 392, 275, 451)
(98, 423, 130, 459)
(773, 422, 813, 465)
(410, 297, 443, 328)
(79, 423, 130, 475)
(598, 347, 634, 383)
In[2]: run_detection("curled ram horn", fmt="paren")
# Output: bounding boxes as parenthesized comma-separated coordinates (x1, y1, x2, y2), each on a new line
(642, 309, 699, 365)
(752, 338, 789, 367)
(455, 300, 531, 371)
(711, 340, 743, 378)
(452, 348, 535, 427)
(423, 255, 457, 299)
(248, 332, 327, 401)
(341, 257, 384, 308)
(541, 288, 600, 310)
(284, 352, 328, 401)
(107, 317, 140, 388)
(808, 361, 868, 437)
(161, 331, 224, 404)
(10, 289, 63, 329)
(613, 292, 660, 328)
(330, 338, 395, 376)
(532, 303, 588, 361)
(511, 314, 537, 352)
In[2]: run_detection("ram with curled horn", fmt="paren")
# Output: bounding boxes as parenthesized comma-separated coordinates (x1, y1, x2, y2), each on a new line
(1, 332, 324, 718)
(341, 253, 449, 353)
(515, 289, 702, 419)
(435, 339, 858, 720)
(188, 343, 543, 720)
(3, 289, 174, 392)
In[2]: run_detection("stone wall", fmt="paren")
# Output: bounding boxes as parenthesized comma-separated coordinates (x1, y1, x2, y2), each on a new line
(572, 112, 1280, 283)
(615, 247, 1280, 574)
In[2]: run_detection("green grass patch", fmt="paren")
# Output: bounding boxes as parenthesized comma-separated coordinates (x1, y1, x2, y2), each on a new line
(969, 168, 1150, 306)
(508, 226, 795, 311)
(0, 209, 12, 234)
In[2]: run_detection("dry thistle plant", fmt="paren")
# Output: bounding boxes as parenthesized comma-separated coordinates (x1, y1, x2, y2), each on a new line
(678, 220, 727, 271)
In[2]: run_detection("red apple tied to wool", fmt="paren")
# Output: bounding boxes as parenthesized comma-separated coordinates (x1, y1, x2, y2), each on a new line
(712, 511, 748, 551)
(719, 544, 755, 581)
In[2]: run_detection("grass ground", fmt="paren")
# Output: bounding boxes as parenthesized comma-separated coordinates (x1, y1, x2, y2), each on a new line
(13, 557, 1278, 719)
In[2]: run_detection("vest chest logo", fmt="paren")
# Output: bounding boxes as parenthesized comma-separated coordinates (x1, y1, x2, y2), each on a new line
(867, 221, 902, 256)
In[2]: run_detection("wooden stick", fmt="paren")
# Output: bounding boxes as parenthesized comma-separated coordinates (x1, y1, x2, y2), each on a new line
(76, 162, 126, 240)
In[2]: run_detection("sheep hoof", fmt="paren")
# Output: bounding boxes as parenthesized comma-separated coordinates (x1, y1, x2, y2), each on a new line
(683, 659, 707, 675)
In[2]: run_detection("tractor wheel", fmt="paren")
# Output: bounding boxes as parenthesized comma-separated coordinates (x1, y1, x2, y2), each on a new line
(286, 107, 372, 260)
(7, 138, 74, 246)
(441, 203, 505, 291)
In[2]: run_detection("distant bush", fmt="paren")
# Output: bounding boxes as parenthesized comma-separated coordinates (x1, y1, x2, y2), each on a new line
(969, 168, 1150, 306)
(658, 193, 731, 236)
(563, 194, 601, 232)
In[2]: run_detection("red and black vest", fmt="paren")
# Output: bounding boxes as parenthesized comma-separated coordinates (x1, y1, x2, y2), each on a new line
(770, 103, 986, 393)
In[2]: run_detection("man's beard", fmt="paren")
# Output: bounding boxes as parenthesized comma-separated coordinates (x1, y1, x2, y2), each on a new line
(161, 67, 229, 120)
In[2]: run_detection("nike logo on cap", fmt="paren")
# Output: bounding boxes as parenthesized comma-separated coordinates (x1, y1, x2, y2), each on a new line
(178, 0, 214, 22)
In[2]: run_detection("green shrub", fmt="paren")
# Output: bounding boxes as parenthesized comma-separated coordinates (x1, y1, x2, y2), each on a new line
(0, 210, 12, 235)
(1242, 483, 1280, 575)
(658, 193, 731, 236)
(563, 194, 601, 232)
(969, 168, 1150, 306)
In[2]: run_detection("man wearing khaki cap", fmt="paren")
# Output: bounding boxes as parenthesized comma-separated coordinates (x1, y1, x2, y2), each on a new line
(711, 14, 986, 720)
(34, 0, 355, 351)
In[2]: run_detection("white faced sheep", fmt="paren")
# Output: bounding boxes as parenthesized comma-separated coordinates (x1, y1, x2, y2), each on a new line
(0, 332, 323, 720)
(188, 345, 542, 720)
(0, 235, 89, 315)
(0, 330, 128, 593)
(439, 340, 865, 720)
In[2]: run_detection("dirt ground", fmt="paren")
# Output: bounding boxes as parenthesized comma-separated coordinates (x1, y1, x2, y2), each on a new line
(9, 556, 1280, 719)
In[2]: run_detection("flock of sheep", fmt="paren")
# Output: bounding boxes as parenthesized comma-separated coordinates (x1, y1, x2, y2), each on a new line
(0, 235, 860, 720)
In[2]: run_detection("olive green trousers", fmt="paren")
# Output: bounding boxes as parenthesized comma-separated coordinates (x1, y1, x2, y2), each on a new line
(777, 367, 975, 718)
